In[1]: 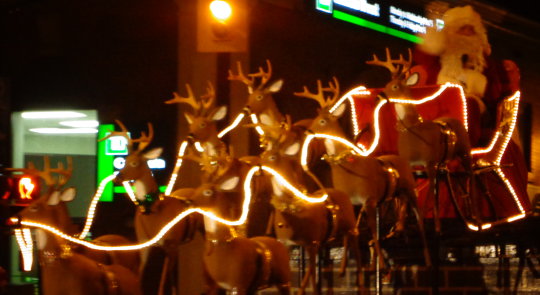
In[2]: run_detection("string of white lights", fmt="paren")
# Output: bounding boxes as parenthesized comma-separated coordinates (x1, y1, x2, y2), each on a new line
(165, 140, 189, 196)
(78, 173, 119, 239)
(14, 164, 328, 252)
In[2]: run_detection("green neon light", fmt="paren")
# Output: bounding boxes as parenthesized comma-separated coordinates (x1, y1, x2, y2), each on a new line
(97, 124, 115, 201)
(333, 10, 423, 44)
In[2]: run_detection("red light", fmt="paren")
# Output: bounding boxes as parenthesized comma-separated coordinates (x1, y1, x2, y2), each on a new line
(18, 177, 35, 200)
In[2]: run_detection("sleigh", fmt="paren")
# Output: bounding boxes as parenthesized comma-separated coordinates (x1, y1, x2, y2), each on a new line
(344, 82, 530, 230)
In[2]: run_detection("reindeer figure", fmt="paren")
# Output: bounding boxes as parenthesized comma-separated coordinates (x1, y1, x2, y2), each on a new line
(256, 119, 363, 295)
(175, 152, 292, 295)
(165, 82, 228, 159)
(228, 60, 285, 131)
(296, 77, 431, 270)
(100, 121, 201, 295)
(366, 48, 473, 232)
(10, 157, 141, 295)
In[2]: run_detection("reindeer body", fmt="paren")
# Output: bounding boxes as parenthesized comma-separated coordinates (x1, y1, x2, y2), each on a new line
(201, 218, 291, 294)
(296, 77, 431, 269)
(12, 157, 141, 295)
(37, 229, 141, 295)
(181, 172, 292, 295)
(257, 120, 362, 295)
(366, 48, 472, 232)
(104, 121, 202, 294)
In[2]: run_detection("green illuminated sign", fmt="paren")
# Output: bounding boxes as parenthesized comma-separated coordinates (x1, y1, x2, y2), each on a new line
(333, 10, 422, 43)
(97, 124, 115, 201)
(316, 0, 333, 13)
(316, 0, 429, 44)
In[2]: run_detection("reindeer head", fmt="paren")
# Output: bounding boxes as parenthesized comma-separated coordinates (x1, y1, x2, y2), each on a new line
(166, 82, 227, 143)
(258, 115, 302, 167)
(294, 77, 346, 136)
(11, 157, 77, 236)
(99, 120, 162, 198)
(181, 149, 241, 218)
(366, 48, 419, 100)
(228, 60, 284, 122)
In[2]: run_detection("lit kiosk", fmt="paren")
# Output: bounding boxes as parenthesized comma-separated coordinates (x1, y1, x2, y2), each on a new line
(9, 110, 98, 289)
(8, 111, 168, 288)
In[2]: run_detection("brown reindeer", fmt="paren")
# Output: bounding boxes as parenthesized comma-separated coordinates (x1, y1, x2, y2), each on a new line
(174, 152, 292, 295)
(295, 77, 431, 270)
(165, 82, 228, 160)
(366, 48, 473, 232)
(100, 120, 201, 295)
(228, 60, 285, 128)
(255, 119, 363, 295)
(10, 157, 141, 295)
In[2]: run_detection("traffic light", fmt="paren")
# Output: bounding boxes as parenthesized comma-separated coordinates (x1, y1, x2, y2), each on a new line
(197, 0, 248, 52)
(0, 174, 40, 205)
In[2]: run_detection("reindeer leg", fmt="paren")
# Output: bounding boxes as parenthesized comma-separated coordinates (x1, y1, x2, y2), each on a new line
(299, 244, 320, 295)
(412, 205, 432, 267)
(324, 246, 334, 295)
(340, 237, 349, 276)
(427, 165, 441, 234)
(365, 199, 385, 271)
(346, 230, 365, 295)
(158, 256, 170, 295)
(311, 244, 322, 295)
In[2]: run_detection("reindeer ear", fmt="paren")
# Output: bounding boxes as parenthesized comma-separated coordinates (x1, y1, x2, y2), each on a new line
(259, 114, 273, 126)
(406, 72, 420, 86)
(284, 142, 300, 156)
(219, 176, 240, 191)
(331, 103, 347, 118)
(60, 187, 76, 202)
(144, 147, 163, 160)
(211, 106, 227, 121)
(268, 79, 283, 93)
(184, 113, 194, 125)
(48, 191, 61, 206)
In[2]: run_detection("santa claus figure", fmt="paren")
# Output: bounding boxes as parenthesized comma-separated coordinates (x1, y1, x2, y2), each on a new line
(413, 4, 532, 219)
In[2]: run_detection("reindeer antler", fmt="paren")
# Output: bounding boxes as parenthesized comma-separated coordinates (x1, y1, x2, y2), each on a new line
(8, 156, 73, 189)
(98, 120, 153, 152)
(167, 82, 217, 116)
(228, 60, 273, 90)
(50, 157, 73, 188)
(132, 123, 154, 151)
(294, 77, 340, 109)
(200, 81, 216, 113)
(366, 48, 412, 78)
(166, 84, 199, 110)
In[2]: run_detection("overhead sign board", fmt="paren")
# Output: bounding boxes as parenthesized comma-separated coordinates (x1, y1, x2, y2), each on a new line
(315, 0, 443, 43)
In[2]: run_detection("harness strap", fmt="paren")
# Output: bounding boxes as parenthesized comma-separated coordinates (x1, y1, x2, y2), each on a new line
(433, 120, 458, 164)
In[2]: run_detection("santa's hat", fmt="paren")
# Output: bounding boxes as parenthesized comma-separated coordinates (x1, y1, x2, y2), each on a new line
(419, 5, 491, 56)
(442, 5, 491, 55)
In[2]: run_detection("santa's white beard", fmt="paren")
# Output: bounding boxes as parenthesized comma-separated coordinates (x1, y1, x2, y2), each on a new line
(437, 32, 488, 108)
